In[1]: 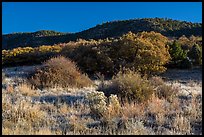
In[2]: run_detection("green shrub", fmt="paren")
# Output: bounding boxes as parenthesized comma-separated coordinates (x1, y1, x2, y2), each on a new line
(169, 41, 187, 63)
(101, 70, 154, 103)
(28, 56, 92, 89)
(187, 44, 202, 65)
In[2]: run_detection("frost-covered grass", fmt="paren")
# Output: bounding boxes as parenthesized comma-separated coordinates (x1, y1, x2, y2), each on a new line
(2, 66, 202, 135)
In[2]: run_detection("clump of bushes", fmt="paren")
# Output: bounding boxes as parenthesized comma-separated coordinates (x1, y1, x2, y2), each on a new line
(149, 76, 178, 101)
(106, 31, 171, 75)
(3, 31, 171, 76)
(101, 70, 154, 103)
(99, 70, 179, 104)
(64, 31, 171, 76)
(169, 41, 187, 63)
(66, 45, 115, 76)
(168, 41, 189, 69)
(167, 40, 202, 69)
(187, 44, 202, 66)
(28, 56, 92, 89)
(2, 45, 62, 67)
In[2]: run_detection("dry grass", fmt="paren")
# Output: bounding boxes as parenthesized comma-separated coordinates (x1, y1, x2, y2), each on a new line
(147, 94, 167, 114)
(58, 103, 70, 114)
(2, 68, 202, 135)
(121, 102, 146, 119)
(149, 76, 178, 101)
(2, 88, 202, 135)
(18, 83, 39, 96)
(172, 114, 191, 134)
(6, 84, 14, 94)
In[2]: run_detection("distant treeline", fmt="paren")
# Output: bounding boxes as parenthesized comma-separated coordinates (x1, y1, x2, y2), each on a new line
(2, 31, 202, 76)
(2, 18, 202, 50)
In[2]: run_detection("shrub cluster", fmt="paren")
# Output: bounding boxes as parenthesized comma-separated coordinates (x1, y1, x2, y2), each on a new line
(100, 70, 154, 103)
(64, 31, 171, 76)
(187, 44, 202, 66)
(28, 56, 92, 89)
(66, 44, 115, 75)
(167, 38, 202, 69)
(99, 70, 178, 104)
(3, 31, 171, 76)
(2, 45, 62, 66)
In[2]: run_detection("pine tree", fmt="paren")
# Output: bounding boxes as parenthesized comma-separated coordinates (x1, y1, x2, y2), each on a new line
(188, 44, 202, 65)
(169, 41, 187, 63)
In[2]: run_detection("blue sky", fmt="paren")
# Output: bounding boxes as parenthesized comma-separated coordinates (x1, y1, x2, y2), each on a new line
(2, 2, 202, 34)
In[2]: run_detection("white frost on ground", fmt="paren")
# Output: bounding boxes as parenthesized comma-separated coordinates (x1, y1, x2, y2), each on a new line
(2, 65, 202, 97)
(2, 65, 202, 135)
(166, 81, 202, 96)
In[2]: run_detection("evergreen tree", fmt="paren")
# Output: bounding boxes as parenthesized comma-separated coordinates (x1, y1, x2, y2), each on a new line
(188, 44, 202, 65)
(169, 41, 187, 63)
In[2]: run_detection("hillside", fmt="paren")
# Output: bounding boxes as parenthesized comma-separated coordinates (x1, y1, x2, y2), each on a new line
(2, 18, 202, 50)
(2, 30, 70, 50)
(77, 18, 202, 39)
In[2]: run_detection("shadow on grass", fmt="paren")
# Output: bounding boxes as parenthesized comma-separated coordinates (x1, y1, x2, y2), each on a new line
(160, 67, 202, 83)
(32, 94, 87, 105)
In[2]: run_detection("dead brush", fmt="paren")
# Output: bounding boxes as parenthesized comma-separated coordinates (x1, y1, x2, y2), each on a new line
(28, 56, 93, 89)
(149, 76, 178, 102)
(121, 102, 146, 119)
(101, 70, 154, 104)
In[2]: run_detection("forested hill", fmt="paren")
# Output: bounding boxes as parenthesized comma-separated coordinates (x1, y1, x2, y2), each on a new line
(2, 18, 202, 50)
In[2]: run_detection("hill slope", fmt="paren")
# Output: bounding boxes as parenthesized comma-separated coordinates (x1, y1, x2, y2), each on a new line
(2, 18, 202, 50)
